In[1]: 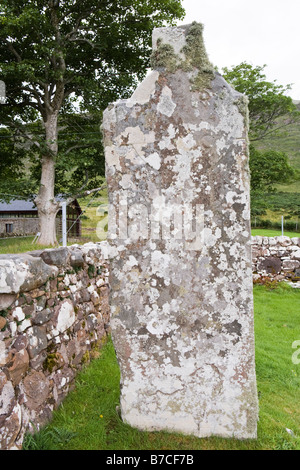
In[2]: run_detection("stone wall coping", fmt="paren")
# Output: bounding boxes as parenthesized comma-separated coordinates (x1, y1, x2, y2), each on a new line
(251, 235, 299, 246)
(0, 241, 109, 295)
(0, 238, 298, 296)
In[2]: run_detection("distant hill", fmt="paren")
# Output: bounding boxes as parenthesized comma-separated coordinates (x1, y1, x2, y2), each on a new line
(256, 103, 300, 194)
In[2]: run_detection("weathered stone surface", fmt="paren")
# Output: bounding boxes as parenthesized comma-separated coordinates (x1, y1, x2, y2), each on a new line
(7, 349, 30, 386)
(69, 248, 85, 268)
(0, 294, 17, 310)
(0, 379, 15, 417)
(0, 316, 6, 331)
(22, 371, 50, 411)
(257, 257, 282, 275)
(0, 339, 10, 366)
(26, 326, 48, 359)
(0, 254, 58, 294)
(51, 299, 76, 336)
(0, 377, 22, 450)
(0, 402, 21, 450)
(40, 247, 70, 267)
(32, 308, 53, 325)
(103, 23, 258, 439)
(282, 259, 300, 271)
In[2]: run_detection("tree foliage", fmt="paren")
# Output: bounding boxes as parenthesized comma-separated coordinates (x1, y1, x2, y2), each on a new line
(0, 0, 185, 244)
(222, 62, 299, 141)
(249, 145, 295, 192)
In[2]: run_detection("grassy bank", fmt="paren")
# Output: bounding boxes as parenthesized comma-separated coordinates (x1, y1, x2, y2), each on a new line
(23, 283, 300, 451)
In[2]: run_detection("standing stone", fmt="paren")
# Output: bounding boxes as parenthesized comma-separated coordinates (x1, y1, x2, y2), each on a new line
(102, 22, 259, 439)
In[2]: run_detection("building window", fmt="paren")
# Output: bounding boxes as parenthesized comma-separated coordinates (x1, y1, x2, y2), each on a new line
(5, 223, 13, 233)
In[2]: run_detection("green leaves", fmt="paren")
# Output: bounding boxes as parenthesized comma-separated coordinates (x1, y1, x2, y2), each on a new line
(0, 0, 185, 199)
(250, 145, 296, 192)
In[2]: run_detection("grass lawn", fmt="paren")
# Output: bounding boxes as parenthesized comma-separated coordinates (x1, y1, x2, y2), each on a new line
(0, 236, 89, 255)
(251, 229, 300, 238)
(0, 236, 53, 254)
(23, 282, 300, 451)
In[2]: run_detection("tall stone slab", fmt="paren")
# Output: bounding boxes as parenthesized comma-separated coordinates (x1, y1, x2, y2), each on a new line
(102, 22, 259, 439)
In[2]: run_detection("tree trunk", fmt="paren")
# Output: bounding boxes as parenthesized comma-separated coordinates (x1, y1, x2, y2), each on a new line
(35, 113, 60, 246)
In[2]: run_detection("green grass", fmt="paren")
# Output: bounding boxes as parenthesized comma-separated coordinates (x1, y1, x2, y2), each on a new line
(0, 236, 85, 254)
(23, 283, 300, 451)
(0, 236, 53, 254)
(79, 192, 108, 243)
(251, 229, 300, 238)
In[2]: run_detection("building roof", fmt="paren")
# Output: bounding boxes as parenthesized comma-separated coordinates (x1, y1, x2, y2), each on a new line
(0, 199, 37, 212)
(0, 196, 80, 213)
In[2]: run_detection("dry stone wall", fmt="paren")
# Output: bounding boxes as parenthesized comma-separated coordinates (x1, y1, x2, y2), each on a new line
(0, 242, 110, 450)
(0, 234, 299, 449)
(252, 236, 300, 283)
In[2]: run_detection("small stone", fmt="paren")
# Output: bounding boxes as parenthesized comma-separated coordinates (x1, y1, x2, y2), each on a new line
(12, 334, 28, 351)
(17, 318, 32, 333)
(53, 299, 76, 335)
(22, 371, 50, 411)
(283, 259, 300, 271)
(69, 249, 84, 268)
(33, 308, 53, 325)
(0, 317, 6, 330)
(12, 307, 25, 322)
(40, 247, 70, 267)
(7, 349, 30, 386)
(0, 294, 17, 310)
(26, 326, 48, 358)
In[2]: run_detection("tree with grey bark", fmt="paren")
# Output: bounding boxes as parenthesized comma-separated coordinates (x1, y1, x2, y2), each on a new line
(0, 0, 185, 245)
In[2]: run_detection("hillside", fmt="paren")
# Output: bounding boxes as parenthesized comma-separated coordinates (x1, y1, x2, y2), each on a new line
(256, 101, 300, 176)
(251, 102, 300, 231)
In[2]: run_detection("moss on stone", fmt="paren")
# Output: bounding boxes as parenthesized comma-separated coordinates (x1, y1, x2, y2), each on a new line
(234, 95, 250, 131)
(0, 309, 8, 318)
(182, 22, 215, 91)
(150, 22, 215, 92)
(43, 353, 59, 373)
(150, 40, 179, 73)
(88, 264, 95, 279)
(81, 351, 90, 364)
(182, 23, 212, 69)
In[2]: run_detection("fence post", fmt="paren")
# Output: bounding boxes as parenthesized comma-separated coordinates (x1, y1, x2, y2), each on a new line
(62, 201, 67, 247)
(281, 216, 284, 236)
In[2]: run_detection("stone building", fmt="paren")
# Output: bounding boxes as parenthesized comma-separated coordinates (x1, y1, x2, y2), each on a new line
(0, 197, 82, 239)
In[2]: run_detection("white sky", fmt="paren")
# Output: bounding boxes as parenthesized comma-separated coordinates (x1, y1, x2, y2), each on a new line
(177, 0, 300, 99)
